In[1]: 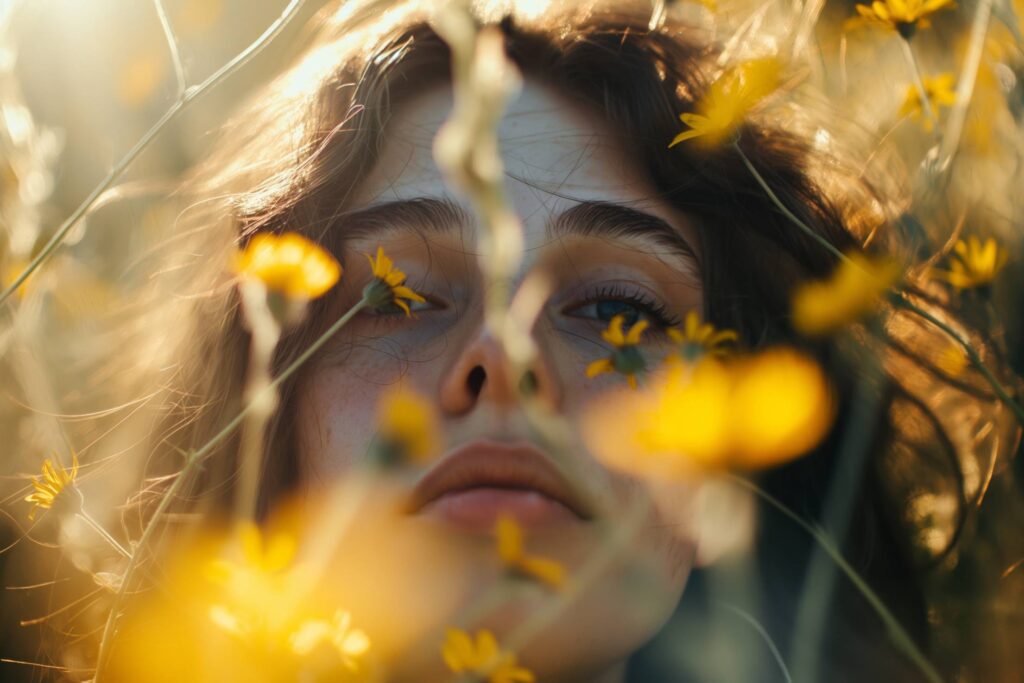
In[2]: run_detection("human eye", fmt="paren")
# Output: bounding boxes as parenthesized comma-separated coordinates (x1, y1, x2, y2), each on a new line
(365, 289, 444, 318)
(562, 284, 680, 330)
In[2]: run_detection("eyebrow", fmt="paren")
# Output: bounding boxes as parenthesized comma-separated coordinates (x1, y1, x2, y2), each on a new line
(338, 196, 698, 262)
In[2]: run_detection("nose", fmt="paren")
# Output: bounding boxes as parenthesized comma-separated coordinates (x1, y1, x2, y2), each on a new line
(438, 324, 561, 416)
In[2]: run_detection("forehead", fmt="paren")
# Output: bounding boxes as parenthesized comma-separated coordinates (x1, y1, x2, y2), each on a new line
(353, 79, 679, 237)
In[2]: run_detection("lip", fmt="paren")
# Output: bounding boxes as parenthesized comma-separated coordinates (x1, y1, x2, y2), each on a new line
(405, 440, 592, 530)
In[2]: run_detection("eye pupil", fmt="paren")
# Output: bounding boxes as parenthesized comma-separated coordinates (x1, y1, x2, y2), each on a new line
(596, 300, 640, 326)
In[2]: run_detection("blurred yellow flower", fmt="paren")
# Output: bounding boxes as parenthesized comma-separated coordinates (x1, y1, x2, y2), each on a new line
(3, 260, 32, 299)
(585, 314, 649, 389)
(584, 349, 833, 476)
(235, 232, 341, 300)
(851, 0, 955, 38)
(177, 0, 224, 33)
(668, 311, 738, 360)
(25, 453, 79, 519)
(118, 50, 166, 108)
(932, 236, 1008, 290)
(441, 628, 535, 683)
(496, 514, 565, 589)
(375, 387, 440, 464)
(899, 73, 957, 130)
(363, 246, 427, 316)
(669, 57, 781, 148)
(290, 610, 371, 670)
(205, 523, 302, 640)
(792, 253, 901, 336)
(728, 350, 834, 466)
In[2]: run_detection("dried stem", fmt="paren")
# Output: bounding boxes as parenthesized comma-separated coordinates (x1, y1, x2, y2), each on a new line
(151, 0, 186, 97)
(899, 37, 937, 127)
(0, 0, 308, 306)
(76, 511, 131, 560)
(735, 142, 1024, 427)
(92, 296, 366, 680)
(729, 475, 945, 683)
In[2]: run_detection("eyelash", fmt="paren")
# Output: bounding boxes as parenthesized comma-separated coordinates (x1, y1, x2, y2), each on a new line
(567, 284, 681, 329)
(361, 283, 678, 330)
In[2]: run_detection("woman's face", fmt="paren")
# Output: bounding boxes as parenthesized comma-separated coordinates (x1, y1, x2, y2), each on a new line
(294, 79, 706, 682)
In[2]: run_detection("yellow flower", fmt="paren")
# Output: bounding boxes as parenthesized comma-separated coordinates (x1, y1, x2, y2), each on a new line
(669, 57, 781, 148)
(25, 454, 79, 519)
(583, 349, 833, 475)
(668, 311, 738, 360)
(495, 514, 566, 589)
(177, 0, 223, 33)
(206, 523, 303, 640)
(363, 246, 427, 316)
(235, 232, 341, 299)
(117, 49, 166, 108)
(585, 314, 649, 389)
(851, 0, 955, 38)
(791, 253, 901, 336)
(728, 350, 834, 467)
(441, 628, 535, 683)
(374, 387, 440, 464)
(899, 73, 957, 131)
(3, 260, 33, 299)
(932, 236, 1008, 290)
(290, 610, 371, 671)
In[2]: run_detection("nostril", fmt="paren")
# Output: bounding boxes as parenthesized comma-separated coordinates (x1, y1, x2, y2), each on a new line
(519, 370, 538, 397)
(467, 366, 486, 397)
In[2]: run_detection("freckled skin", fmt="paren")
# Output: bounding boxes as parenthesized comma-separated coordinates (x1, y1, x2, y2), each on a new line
(295, 81, 708, 683)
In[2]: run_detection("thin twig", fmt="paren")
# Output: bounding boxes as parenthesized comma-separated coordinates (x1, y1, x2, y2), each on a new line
(92, 297, 366, 680)
(719, 603, 794, 683)
(893, 293, 1024, 427)
(151, 0, 187, 98)
(898, 37, 936, 127)
(76, 511, 132, 560)
(936, 0, 993, 174)
(0, 0, 308, 306)
(735, 141, 1024, 428)
(791, 348, 884, 681)
(729, 474, 945, 683)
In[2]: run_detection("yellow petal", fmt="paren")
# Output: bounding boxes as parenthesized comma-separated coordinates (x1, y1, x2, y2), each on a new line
(730, 349, 833, 467)
(624, 319, 649, 345)
(586, 358, 614, 379)
(601, 315, 627, 346)
(518, 556, 566, 588)
(496, 514, 523, 562)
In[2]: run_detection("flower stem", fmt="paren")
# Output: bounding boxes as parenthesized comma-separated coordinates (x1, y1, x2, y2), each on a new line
(92, 297, 367, 681)
(736, 141, 1024, 429)
(0, 0, 308, 306)
(76, 511, 132, 560)
(151, 0, 186, 98)
(719, 603, 793, 683)
(234, 284, 283, 521)
(733, 143, 852, 266)
(791, 345, 884, 680)
(899, 37, 937, 128)
(728, 474, 945, 683)
(892, 293, 1024, 427)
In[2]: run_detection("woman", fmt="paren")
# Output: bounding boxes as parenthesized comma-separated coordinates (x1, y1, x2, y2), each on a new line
(10, 1, 1013, 681)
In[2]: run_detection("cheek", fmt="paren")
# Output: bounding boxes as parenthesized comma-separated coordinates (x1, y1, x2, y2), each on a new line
(296, 372, 379, 478)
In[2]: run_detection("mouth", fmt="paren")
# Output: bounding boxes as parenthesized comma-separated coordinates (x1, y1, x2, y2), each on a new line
(405, 440, 593, 531)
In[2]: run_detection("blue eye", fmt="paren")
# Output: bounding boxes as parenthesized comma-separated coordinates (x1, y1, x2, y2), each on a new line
(371, 297, 436, 316)
(565, 285, 679, 328)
